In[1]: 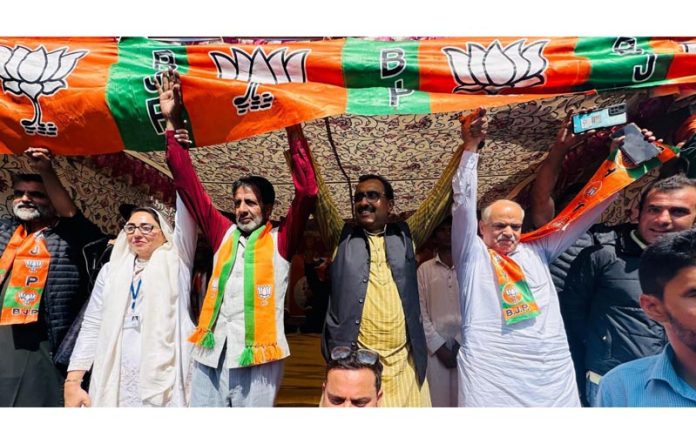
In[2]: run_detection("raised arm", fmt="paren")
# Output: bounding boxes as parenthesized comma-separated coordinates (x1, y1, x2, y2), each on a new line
(529, 115, 594, 228)
(24, 147, 77, 217)
(173, 193, 198, 269)
(308, 138, 344, 255)
(277, 124, 319, 259)
(452, 108, 488, 268)
(406, 144, 466, 249)
(158, 69, 231, 250)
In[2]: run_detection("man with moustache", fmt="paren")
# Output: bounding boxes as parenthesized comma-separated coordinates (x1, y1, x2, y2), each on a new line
(0, 148, 104, 407)
(598, 229, 696, 407)
(451, 109, 667, 406)
(159, 70, 318, 407)
(312, 134, 465, 407)
(563, 174, 696, 406)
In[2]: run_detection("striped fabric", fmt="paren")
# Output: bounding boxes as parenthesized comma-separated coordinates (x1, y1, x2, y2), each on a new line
(597, 345, 696, 407)
(357, 234, 431, 407)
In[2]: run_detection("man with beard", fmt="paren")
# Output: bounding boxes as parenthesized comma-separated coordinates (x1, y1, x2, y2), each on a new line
(312, 132, 466, 408)
(563, 174, 696, 406)
(598, 228, 696, 406)
(0, 148, 103, 407)
(158, 70, 318, 407)
(451, 108, 670, 406)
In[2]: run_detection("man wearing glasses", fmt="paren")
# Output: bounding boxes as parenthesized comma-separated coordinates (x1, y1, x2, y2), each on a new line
(312, 132, 466, 407)
(320, 346, 383, 408)
(0, 147, 103, 407)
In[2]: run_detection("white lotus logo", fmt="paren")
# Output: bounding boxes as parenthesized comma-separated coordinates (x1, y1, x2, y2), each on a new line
(256, 284, 272, 306)
(442, 39, 548, 94)
(210, 47, 310, 84)
(210, 47, 310, 115)
(0, 45, 87, 136)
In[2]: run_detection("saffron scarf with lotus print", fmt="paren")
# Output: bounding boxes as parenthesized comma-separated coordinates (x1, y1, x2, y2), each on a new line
(492, 142, 679, 324)
(188, 222, 281, 366)
(0, 225, 51, 325)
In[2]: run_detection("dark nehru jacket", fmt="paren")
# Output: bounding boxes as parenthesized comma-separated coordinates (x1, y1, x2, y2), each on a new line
(321, 221, 427, 385)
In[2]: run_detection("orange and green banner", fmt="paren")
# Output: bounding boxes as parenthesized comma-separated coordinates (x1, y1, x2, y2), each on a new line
(0, 36, 695, 155)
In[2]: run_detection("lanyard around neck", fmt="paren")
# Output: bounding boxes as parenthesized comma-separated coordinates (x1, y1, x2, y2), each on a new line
(130, 279, 142, 311)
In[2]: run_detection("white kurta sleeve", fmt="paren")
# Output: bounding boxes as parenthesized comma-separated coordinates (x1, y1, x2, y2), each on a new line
(452, 151, 483, 269)
(531, 196, 616, 263)
(67, 262, 110, 372)
(173, 193, 198, 269)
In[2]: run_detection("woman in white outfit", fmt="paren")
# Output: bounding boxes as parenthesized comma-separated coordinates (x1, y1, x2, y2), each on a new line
(64, 196, 197, 407)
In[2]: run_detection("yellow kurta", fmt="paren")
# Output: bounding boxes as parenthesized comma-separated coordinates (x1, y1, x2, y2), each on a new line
(308, 133, 463, 408)
(357, 233, 431, 407)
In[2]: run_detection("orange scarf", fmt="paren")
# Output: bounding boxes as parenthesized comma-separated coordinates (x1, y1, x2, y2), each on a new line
(0, 225, 51, 325)
(188, 222, 281, 366)
(492, 142, 678, 324)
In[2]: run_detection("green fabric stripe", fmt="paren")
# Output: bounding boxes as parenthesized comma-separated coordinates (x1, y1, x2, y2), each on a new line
(243, 225, 266, 348)
(2, 286, 43, 309)
(207, 229, 240, 332)
(575, 37, 673, 91)
(342, 38, 430, 115)
(106, 37, 194, 152)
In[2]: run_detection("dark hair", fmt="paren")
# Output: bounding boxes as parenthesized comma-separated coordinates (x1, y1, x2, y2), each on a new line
(640, 228, 696, 299)
(326, 351, 383, 393)
(129, 207, 162, 227)
(357, 174, 394, 201)
(639, 174, 696, 214)
(11, 173, 43, 187)
(232, 176, 275, 206)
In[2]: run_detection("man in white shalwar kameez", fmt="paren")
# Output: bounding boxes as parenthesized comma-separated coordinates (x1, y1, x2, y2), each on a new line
(451, 110, 617, 407)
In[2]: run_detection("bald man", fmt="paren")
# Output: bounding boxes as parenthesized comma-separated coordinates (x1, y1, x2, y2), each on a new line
(451, 110, 619, 406)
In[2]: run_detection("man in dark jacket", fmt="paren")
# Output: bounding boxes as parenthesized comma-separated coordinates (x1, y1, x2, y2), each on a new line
(564, 174, 696, 406)
(0, 148, 103, 407)
(312, 142, 465, 406)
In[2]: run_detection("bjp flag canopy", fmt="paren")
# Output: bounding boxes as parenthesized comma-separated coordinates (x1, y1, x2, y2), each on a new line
(0, 36, 695, 155)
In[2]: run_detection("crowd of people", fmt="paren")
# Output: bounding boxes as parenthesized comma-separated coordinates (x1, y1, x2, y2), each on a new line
(1, 69, 695, 407)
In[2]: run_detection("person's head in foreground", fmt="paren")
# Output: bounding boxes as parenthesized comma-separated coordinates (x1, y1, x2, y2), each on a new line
(320, 346, 383, 408)
(639, 229, 696, 356)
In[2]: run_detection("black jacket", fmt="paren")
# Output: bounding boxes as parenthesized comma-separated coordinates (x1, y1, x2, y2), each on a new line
(0, 213, 104, 357)
(562, 223, 667, 380)
(322, 221, 428, 385)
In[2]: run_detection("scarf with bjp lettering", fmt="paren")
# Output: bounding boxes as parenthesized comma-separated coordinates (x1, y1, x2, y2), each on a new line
(188, 221, 281, 366)
(0, 225, 51, 325)
(490, 141, 678, 324)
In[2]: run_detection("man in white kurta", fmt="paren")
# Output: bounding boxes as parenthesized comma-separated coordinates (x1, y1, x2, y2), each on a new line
(451, 111, 615, 407)
(417, 220, 461, 407)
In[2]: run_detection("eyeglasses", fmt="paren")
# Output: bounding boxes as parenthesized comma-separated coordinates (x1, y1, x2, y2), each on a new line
(123, 223, 158, 235)
(353, 191, 387, 203)
(330, 346, 379, 366)
(13, 189, 47, 199)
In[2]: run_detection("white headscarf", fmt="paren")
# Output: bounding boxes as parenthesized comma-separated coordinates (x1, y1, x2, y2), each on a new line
(89, 207, 181, 407)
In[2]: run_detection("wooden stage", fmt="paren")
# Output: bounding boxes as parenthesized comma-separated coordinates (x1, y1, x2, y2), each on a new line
(275, 333, 325, 407)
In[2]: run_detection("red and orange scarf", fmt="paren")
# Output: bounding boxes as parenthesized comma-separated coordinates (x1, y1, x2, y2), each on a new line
(0, 225, 51, 325)
(188, 222, 282, 366)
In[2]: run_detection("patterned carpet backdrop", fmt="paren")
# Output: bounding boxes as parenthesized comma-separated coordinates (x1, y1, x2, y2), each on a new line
(1, 36, 695, 233)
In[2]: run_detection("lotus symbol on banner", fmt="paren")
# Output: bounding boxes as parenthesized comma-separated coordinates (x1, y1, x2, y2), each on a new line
(442, 39, 548, 94)
(210, 47, 310, 115)
(0, 45, 87, 136)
